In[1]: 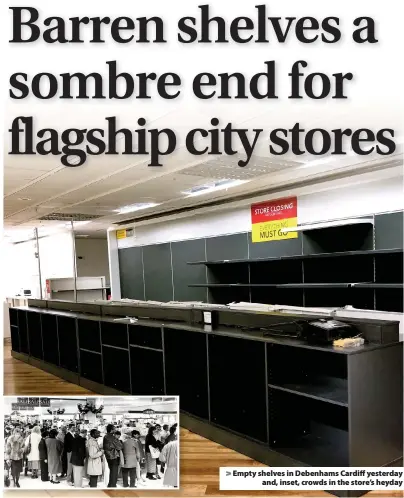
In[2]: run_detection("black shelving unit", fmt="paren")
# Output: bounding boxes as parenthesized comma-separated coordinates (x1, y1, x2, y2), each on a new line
(181, 213, 404, 310)
(187, 243, 403, 311)
(267, 344, 348, 408)
(116, 210, 403, 311)
(187, 248, 403, 266)
(268, 389, 350, 467)
(9, 302, 403, 498)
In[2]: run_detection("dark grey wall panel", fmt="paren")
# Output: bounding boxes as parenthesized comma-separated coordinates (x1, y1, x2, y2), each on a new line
(375, 211, 404, 250)
(206, 233, 248, 261)
(248, 233, 302, 260)
(143, 243, 173, 301)
(171, 239, 207, 301)
(118, 247, 145, 300)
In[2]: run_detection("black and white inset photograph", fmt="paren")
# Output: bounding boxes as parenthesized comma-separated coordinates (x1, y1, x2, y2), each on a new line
(4, 396, 179, 490)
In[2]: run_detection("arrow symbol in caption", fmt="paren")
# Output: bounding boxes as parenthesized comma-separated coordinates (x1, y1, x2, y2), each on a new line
(226, 471, 231, 476)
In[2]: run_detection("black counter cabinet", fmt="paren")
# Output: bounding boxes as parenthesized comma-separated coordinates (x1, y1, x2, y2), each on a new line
(266, 343, 403, 468)
(129, 323, 165, 395)
(9, 305, 403, 498)
(41, 314, 59, 366)
(208, 334, 268, 443)
(164, 327, 209, 419)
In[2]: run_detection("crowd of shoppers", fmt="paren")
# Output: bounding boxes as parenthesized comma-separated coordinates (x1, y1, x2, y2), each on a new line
(5, 421, 178, 489)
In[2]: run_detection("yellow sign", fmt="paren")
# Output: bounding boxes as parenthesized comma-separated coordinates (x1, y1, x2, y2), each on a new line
(251, 217, 298, 242)
(116, 229, 127, 240)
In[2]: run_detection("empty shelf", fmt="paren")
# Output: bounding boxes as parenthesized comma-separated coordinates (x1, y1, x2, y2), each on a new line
(279, 283, 351, 289)
(188, 284, 250, 288)
(187, 248, 403, 266)
(189, 283, 362, 289)
(353, 283, 403, 289)
(268, 380, 348, 407)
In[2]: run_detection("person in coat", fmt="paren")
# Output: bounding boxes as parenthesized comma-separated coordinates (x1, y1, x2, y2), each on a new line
(25, 425, 41, 479)
(164, 424, 177, 445)
(71, 429, 87, 488)
(38, 430, 49, 482)
(159, 425, 169, 472)
(103, 424, 123, 488)
(45, 429, 63, 484)
(159, 438, 178, 488)
(87, 429, 104, 488)
(145, 426, 160, 480)
(5, 428, 25, 488)
(133, 430, 147, 485)
(23, 427, 31, 477)
(121, 430, 141, 488)
(63, 423, 75, 485)
(57, 426, 67, 477)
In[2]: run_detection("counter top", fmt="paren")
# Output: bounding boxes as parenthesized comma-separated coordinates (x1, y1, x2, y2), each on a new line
(14, 306, 401, 356)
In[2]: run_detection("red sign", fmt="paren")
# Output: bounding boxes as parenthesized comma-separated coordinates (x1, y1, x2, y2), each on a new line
(251, 197, 297, 223)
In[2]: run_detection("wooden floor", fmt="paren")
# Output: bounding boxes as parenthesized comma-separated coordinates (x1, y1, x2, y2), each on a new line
(4, 344, 403, 497)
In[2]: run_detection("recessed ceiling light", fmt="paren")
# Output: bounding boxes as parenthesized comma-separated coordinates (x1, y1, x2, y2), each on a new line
(18, 197, 31, 201)
(114, 203, 160, 214)
(183, 179, 248, 197)
(300, 156, 338, 168)
(58, 221, 91, 228)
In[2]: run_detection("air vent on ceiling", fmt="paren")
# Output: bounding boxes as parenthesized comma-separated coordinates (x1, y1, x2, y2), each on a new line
(180, 155, 302, 180)
(39, 213, 102, 222)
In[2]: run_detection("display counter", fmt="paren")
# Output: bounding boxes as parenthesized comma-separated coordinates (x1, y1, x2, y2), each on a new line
(9, 300, 403, 497)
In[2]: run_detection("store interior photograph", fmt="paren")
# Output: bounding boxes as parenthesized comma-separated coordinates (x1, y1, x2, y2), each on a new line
(4, 396, 178, 490)
(3, 132, 404, 497)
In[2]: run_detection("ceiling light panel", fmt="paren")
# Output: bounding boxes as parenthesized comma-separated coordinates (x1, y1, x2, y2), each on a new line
(115, 203, 160, 214)
(183, 179, 248, 197)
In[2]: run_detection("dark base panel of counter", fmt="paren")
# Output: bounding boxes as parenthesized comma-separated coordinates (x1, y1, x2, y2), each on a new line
(11, 351, 30, 364)
(10, 351, 130, 396)
(14, 353, 80, 385)
(9, 305, 403, 498)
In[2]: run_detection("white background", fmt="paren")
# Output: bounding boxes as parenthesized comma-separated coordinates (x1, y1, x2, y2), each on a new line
(3, 0, 404, 139)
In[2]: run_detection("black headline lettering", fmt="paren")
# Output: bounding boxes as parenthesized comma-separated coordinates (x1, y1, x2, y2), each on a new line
(10, 5, 343, 45)
(6, 5, 387, 168)
(8, 117, 396, 168)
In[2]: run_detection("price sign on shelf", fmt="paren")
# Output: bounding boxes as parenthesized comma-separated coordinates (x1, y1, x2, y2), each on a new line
(251, 196, 298, 243)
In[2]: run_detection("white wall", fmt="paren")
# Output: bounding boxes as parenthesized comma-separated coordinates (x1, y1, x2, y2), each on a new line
(39, 231, 76, 296)
(118, 171, 404, 248)
(3, 231, 76, 299)
(3, 239, 41, 298)
(75, 238, 110, 284)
